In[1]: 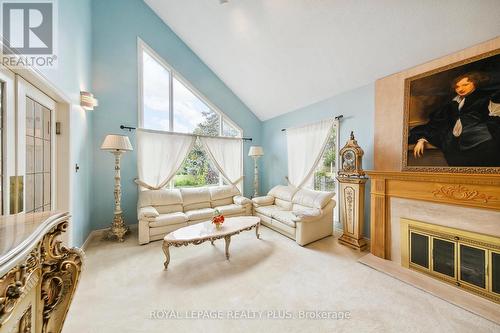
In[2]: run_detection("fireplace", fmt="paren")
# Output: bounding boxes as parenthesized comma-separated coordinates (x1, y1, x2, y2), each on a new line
(401, 218, 500, 303)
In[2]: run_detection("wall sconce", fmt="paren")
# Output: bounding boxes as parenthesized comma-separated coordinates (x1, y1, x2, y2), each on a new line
(80, 91, 98, 110)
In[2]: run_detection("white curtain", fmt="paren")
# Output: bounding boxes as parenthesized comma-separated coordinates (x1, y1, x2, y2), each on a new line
(136, 129, 195, 190)
(286, 119, 334, 188)
(200, 136, 243, 191)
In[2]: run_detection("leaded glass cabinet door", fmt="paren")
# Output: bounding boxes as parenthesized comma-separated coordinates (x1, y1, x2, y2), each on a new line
(16, 77, 56, 214)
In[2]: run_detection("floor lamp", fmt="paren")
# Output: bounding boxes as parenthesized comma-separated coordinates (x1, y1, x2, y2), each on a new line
(101, 134, 133, 242)
(248, 146, 264, 197)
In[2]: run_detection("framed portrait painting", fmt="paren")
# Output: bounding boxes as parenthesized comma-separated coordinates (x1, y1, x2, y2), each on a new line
(402, 49, 500, 173)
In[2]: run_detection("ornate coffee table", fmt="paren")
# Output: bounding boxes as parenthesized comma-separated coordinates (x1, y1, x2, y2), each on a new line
(162, 216, 260, 269)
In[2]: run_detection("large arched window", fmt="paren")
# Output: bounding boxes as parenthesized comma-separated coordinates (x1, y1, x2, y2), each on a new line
(138, 39, 242, 188)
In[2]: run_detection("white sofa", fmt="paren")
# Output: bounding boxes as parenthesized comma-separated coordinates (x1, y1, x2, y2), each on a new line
(252, 185, 335, 246)
(138, 185, 252, 244)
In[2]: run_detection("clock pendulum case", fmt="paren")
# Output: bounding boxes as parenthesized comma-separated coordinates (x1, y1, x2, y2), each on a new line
(336, 131, 368, 251)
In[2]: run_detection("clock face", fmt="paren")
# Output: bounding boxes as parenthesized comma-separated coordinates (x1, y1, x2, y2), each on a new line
(342, 150, 356, 171)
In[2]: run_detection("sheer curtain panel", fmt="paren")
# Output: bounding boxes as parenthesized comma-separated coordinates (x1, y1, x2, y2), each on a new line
(136, 129, 195, 190)
(286, 119, 334, 188)
(200, 136, 243, 191)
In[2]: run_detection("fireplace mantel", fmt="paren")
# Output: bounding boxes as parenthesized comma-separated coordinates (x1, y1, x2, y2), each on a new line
(366, 171, 500, 260)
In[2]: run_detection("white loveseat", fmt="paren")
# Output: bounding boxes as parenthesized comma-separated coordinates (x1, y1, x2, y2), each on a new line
(252, 185, 335, 246)
(138, 185, 252, 244)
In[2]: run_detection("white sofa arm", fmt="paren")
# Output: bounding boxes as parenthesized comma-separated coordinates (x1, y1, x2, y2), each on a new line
(292, 208, 322, 222)
(138, 206, 159, 219)
(252, 195, 275, 207)
(233, 195, 251, 206)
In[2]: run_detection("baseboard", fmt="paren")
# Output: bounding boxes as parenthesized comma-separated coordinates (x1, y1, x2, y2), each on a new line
(81, 228, 107, 251)
(81, 224, 138, 251)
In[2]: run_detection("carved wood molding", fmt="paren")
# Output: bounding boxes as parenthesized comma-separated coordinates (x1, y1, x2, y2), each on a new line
(432, 185, 498, 204)
(0, 243, 41, 327)
(40, 221, 83, 333)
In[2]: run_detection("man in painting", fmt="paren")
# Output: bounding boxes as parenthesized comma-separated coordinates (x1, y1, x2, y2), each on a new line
(409, 72, 500, 166)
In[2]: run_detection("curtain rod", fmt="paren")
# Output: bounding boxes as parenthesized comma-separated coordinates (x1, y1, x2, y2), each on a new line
(280, 115, 343, 132)
(121, 125, 252, 141)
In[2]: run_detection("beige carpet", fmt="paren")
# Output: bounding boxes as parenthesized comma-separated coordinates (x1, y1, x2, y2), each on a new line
(63, 227, 500, 333)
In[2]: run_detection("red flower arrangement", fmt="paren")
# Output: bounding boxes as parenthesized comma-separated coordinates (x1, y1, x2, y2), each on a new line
(212, 209, 225, 229)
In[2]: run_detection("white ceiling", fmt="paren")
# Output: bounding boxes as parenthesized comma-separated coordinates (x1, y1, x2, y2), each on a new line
(144, 0, 500, 121)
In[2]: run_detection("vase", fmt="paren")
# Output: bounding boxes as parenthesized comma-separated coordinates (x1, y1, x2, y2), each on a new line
(215, 223, 222, 230)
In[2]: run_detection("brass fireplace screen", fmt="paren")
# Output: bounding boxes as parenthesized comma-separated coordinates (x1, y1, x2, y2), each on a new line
(401, 218, 500, 304)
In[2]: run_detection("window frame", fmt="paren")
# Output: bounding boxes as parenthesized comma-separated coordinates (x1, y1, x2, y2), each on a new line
(137, 38, 244, 190)
(138, 38, 242, 137)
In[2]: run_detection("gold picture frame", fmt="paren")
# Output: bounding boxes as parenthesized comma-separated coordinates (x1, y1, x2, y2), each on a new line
(402, 48, 500, 174)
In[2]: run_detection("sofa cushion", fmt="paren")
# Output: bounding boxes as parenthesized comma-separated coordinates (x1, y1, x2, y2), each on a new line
(156, 204, 183, 214)
(149, 212, 188, 228)
(210, 185, 239, 208)
(209, 185, 240, 200)
(292, 188, 334, 209)
(252, 195, 274, 206)
(268, 185, 297, 202)
(233, 196, 251, 206)
(211, 197, 233, 207)
(139, 206, 159, 219)
(255, 205, 286, 216)
(181, 188, 211, 211)
(185, 207, 215, 221)
(138, 189, 182, 208)
(275, 198, 292, 210)
(271, 211, 296, 228)
(215, 204, 245, 216)
(292, 208, 322, 221)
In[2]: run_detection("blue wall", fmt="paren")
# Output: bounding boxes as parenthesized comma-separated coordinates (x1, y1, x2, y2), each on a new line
(261, 84, 375, 236)
(40, 0, 93, 246)
(91, 0, 262, 231)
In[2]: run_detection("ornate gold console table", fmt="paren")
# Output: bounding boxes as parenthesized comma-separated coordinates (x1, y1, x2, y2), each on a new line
(0, 211, 83, 333)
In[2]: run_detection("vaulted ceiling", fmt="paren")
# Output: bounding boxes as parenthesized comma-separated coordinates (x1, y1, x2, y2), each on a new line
(144, 0, 500, 121)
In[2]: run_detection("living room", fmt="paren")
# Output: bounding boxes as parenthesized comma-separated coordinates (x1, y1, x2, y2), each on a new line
(0, 1, 499, 332)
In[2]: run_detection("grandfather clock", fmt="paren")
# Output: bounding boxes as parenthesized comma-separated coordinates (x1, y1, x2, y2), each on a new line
(336, 131, 368, 251)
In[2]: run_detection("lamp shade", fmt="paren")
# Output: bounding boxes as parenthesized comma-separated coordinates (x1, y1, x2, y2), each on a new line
(248, 146, 264, 157)
(101, 135, 133, 151)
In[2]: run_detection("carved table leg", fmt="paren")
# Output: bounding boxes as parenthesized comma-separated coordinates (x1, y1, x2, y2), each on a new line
(162, 242, 170, 270)
(256, 223, 260, 239)
(224, 235, 231, 260)
(211, 239, 215, 245)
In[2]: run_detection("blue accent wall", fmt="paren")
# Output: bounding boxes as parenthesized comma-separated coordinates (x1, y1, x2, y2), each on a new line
(90, 0, 262, 231)
(261, 84, 375, 236)
(39, 0, 93, 247)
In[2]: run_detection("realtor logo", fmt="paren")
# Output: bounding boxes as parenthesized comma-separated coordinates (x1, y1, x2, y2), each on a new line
(1, 0, 57, 67)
